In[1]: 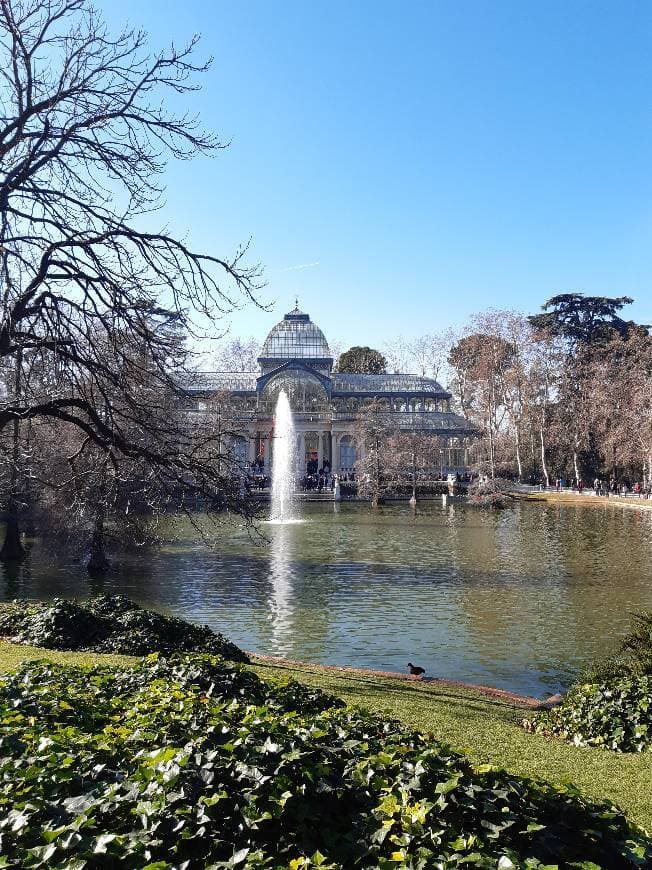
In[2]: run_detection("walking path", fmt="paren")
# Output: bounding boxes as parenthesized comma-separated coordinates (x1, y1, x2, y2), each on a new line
(510, 486, 652, 511)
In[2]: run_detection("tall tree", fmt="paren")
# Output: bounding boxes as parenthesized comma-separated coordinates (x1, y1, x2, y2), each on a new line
(0, 0, 262, 558)
(586, 333, 652, 484)
(335, 346, 387, 374)
(528, 293, 640, 346)
(529, 294, 647, 483)
(448, 330, 514, 478)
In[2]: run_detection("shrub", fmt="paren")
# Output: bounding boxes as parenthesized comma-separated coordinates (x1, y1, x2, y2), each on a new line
(0, 653, 649, 868)
(468, 478, 515, 509)
(524, 676, 652, 754)
(583, 611, 652, 684)
(524, 613, 652, 755)
(0, 595, 248, 662)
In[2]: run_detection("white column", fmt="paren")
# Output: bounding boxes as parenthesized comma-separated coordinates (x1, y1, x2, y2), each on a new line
(300, 432, 306, 472)
(317, 431, 324, 469)
(331, 433, 340, 473)
(248, 433, 256, 463)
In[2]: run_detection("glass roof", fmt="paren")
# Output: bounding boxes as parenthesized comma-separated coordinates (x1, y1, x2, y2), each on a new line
(333, 373, 448, 395)
(389, 411, 475, 431)
(179, 371, 452, 396)
(179, 372, 257, 393)
(259, 306, 332, 360)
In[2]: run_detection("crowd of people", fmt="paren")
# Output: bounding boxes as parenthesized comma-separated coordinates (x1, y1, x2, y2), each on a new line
(549, 476, 652, 498)
(244, 460, 269, 492)
(243, 458, 356, 493)
(300, 460, 350, 492)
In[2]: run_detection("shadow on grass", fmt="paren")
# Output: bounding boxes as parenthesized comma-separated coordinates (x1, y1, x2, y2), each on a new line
(251, 662, 522, 724)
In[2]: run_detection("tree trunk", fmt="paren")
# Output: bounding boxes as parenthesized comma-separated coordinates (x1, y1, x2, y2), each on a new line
(487, 416, 495, 479)
(514, 425, 523, 482)
(529, 424, 536, 479)
(539, 413, 549, 488)
(370, 438, 382, 508)
(0, 514, 25, 562)
(573, 449, 581, 486)
(409, 449, 417, 505)
(1, 351, 25, 562)
(87, 507, 110, 575)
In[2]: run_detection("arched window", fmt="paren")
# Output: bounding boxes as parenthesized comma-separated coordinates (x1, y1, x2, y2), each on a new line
(339, 435, 356, 471)
(260, 369, 328, 413)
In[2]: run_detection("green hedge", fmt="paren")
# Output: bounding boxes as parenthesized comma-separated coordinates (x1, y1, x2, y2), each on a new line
(0, 596, 247, 661)
(0, 653, 649, 868)
(524, 677, 652, 754)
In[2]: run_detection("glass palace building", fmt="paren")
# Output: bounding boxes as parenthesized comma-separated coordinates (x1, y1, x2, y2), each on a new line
(183, 306, 475, 476)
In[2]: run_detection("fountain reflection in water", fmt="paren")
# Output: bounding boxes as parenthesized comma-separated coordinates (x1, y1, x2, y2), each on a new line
(268, 523, 294, 654)
(270, 390, 297, 523)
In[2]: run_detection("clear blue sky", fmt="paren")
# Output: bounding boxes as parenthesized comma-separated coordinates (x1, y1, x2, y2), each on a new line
(105, 0, 651, 349)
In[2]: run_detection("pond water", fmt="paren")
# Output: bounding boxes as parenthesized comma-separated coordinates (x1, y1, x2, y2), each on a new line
(3, 500, 652, 698)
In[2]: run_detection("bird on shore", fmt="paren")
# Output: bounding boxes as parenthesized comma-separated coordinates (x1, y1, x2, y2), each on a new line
(407, 662, 425, 677)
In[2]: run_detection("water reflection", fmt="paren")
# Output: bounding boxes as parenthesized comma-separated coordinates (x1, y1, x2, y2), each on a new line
(267, 523, 295, 655)
(2, 557, 25, 598)
(2, 502, 652, 697)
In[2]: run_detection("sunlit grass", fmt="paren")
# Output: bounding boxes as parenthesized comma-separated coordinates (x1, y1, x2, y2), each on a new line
(0, 640, 134, 671)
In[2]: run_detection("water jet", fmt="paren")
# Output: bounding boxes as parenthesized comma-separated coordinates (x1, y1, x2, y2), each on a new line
(270, 390, 297, 523)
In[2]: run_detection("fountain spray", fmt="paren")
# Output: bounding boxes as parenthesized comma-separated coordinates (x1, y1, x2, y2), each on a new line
(270, 390, 296, 523)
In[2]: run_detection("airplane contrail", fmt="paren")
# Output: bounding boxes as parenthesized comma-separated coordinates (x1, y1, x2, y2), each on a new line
(273, 261, 320, 273)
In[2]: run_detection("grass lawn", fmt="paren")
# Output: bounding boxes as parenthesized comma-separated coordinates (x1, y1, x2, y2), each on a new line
(0, 639, 135, 671)
(1, 640, 650, 833)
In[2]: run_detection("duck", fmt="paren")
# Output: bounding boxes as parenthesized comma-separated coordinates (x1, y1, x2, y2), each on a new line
(407, 662, 425, 677)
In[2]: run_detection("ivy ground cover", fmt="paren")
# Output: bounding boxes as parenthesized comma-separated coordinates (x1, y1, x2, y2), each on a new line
(0, 596, 247, 661)
(0, 654, 650, 869)
(523, 677, 652, 754)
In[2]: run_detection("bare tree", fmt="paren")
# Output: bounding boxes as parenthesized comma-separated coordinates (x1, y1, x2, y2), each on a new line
(384, 332, 452, 383)
(213, 337, 260, 372)
(0, 0, 263, 558)
(587, 332, 652, 485)
(353, 400, 397, 507)
(392, 430, 445, 502)
(383, 336, 410, 375)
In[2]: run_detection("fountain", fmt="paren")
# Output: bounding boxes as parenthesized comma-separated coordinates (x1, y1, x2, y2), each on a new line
(270, 390, 297, 523)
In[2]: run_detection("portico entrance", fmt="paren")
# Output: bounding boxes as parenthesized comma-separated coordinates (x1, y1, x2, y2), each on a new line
(299, 430, 332, 474)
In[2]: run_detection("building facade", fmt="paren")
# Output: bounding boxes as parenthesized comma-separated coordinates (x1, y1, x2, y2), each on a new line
(183, 306, 475, 476)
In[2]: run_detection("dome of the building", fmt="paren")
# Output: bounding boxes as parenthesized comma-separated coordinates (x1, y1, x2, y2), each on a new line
(259, 305, 331, 361)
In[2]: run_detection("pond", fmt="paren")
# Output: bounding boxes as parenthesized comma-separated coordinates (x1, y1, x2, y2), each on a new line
(3, 500, 652, 697)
